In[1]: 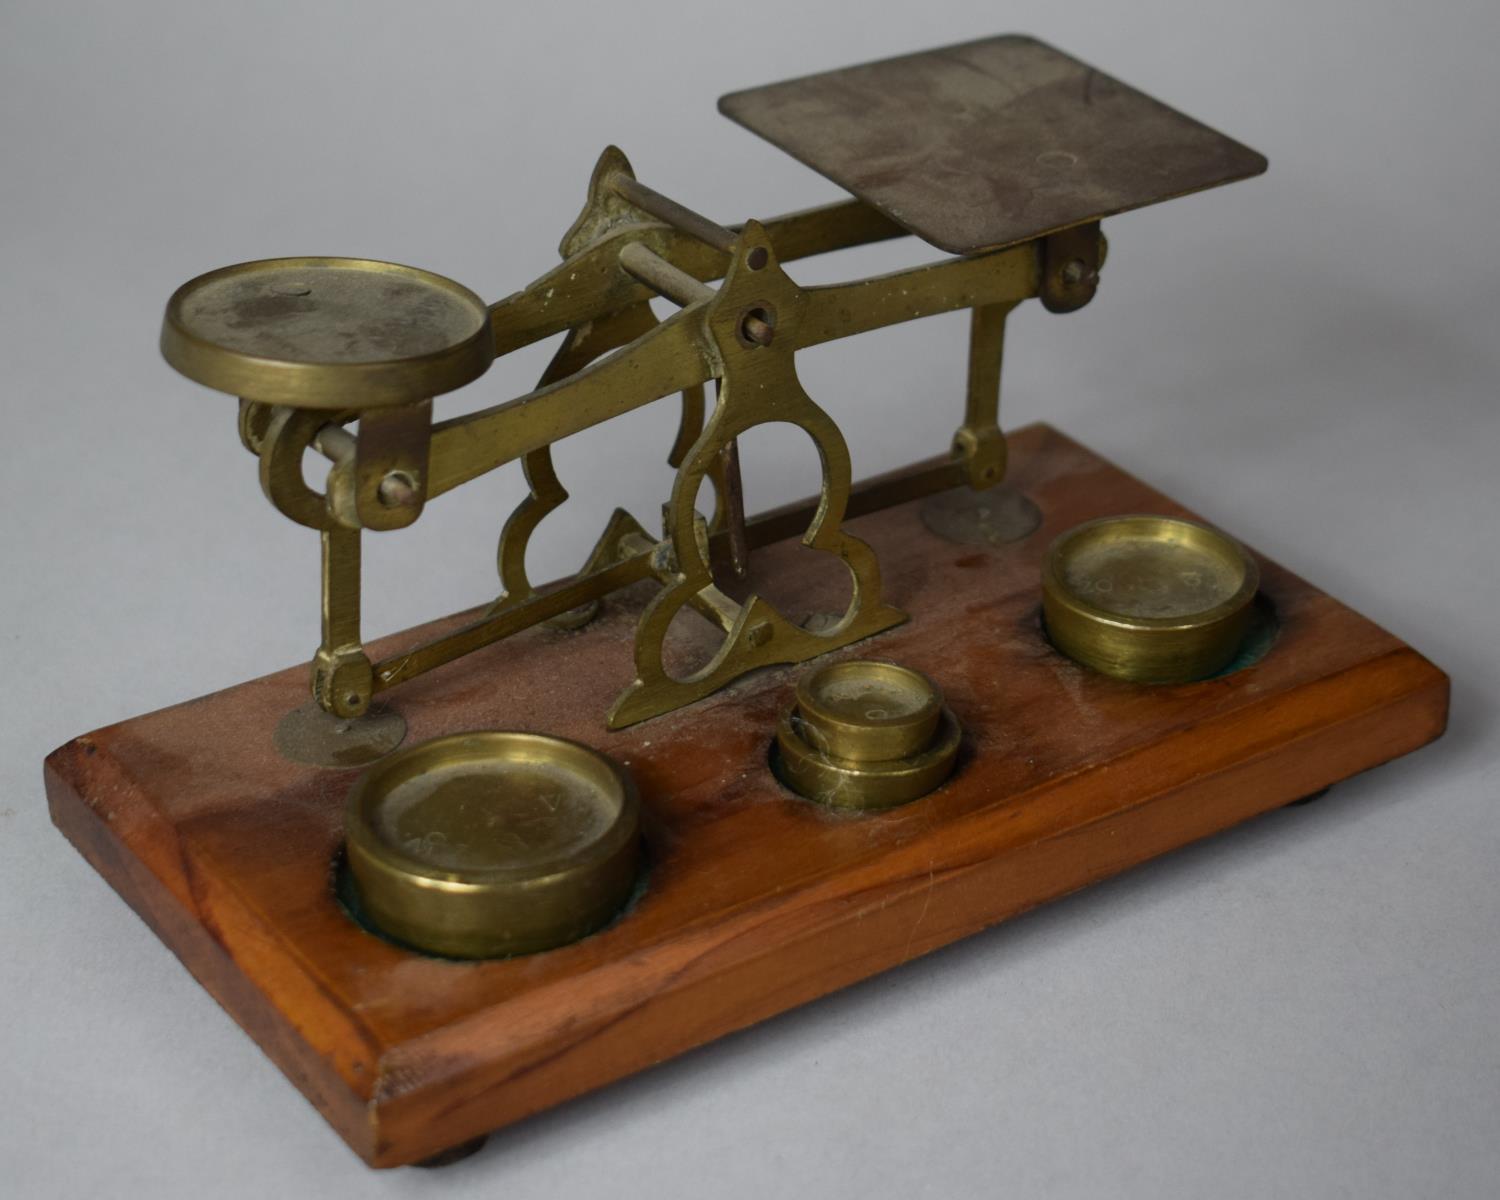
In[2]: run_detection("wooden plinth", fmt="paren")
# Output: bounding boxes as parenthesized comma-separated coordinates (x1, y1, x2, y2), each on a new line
(45, 425, 1449, 1167)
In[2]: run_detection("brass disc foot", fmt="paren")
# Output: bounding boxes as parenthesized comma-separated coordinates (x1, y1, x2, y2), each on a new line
(921, 485, 1042, 547)
(273, 701, 406, 768)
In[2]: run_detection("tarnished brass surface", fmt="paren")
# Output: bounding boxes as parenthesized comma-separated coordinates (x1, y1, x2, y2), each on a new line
(272, 701, 406, 768)
(774, 706, 962, 811)
(345, 732, 640, 959)
(1040, 223, 1105, 314)
(158, 37, 1265, 731)
(719, 35, 1267, 256)
(1042, 515, 1259, 683)
(420, 229, 1040, 499)
(795, 660, 943, 763)
(162, 258, 494, 408)
(160, 156, 1051, 729)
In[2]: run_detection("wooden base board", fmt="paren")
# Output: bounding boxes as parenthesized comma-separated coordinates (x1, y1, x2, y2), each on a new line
(45, 424, 1449, 1167)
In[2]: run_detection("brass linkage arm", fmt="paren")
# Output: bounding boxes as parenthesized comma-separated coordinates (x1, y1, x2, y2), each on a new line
(427, 239, 1040, 499)
(427, 310, 712, 496)
(370, 453, 967, 702)
(955, 302, 1018, 489)
(313, 527, 373, 717)
(258, 146, 1095, 726)
(799, 245, 1037, 347)
(746, 201, 906, 262)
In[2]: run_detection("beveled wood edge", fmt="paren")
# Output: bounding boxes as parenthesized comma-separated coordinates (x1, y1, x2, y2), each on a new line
(43, 747, 383, 1165)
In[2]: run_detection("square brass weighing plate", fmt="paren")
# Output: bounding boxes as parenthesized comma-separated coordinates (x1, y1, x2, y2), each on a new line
(720, 35, 1268, 255)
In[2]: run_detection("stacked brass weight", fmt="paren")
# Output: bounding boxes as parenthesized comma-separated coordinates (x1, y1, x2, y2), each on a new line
(775, 660, 961, 810)
(1042, 515, 1260, 683)
(344, 732, 641, 959)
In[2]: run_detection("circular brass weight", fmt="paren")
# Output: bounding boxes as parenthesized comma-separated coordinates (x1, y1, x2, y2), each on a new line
(161, 257, 495, 408)
(795, 660, 943, 763)
(776, 658, 960, 811)
(1042, 515, 1259, 684)
(775, 707, 962, 811)
(345, 732, 641, 959)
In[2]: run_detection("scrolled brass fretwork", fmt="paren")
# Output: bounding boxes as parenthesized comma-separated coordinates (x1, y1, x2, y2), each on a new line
(163, 140, 1099, 730)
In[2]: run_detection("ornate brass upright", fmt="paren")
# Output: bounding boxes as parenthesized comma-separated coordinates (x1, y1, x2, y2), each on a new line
(162, 148, 1080, 729)
(159, 35, 1265, 732)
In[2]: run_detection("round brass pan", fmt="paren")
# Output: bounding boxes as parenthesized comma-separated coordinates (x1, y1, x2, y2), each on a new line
(162, 257, 494, 408)
(1042, 514, 1259, 683)
(345, 732, 640, 959)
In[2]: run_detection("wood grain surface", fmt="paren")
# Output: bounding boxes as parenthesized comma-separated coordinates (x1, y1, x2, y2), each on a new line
(45, 424, 1449, 1167)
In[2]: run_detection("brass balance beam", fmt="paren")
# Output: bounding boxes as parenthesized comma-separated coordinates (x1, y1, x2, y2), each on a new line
(159, 34, 1263, 733)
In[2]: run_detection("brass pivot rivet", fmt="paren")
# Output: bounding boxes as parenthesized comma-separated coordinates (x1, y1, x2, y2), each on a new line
(1060, 258, 1089, 284)
(740, 306, 775, 346)
(377, 470, 418, 508)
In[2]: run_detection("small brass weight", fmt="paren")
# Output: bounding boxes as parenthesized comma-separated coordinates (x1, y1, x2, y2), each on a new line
(775, 661, 962, 810)
(1043, 516, 1260, 684)
(157, 35, 1270, 958)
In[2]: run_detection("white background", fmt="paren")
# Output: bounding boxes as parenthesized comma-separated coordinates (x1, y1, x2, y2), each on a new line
(3, 1, 1497, 1195)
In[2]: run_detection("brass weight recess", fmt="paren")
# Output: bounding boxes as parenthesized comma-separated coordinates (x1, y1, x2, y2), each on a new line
(1042, 515, 1259, 683)
(776, 660, 960, 810)
(344, 732, 641, 959)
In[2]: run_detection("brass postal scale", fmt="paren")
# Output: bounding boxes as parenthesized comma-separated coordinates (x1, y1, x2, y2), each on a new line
(45, 35, 1449, 1168)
